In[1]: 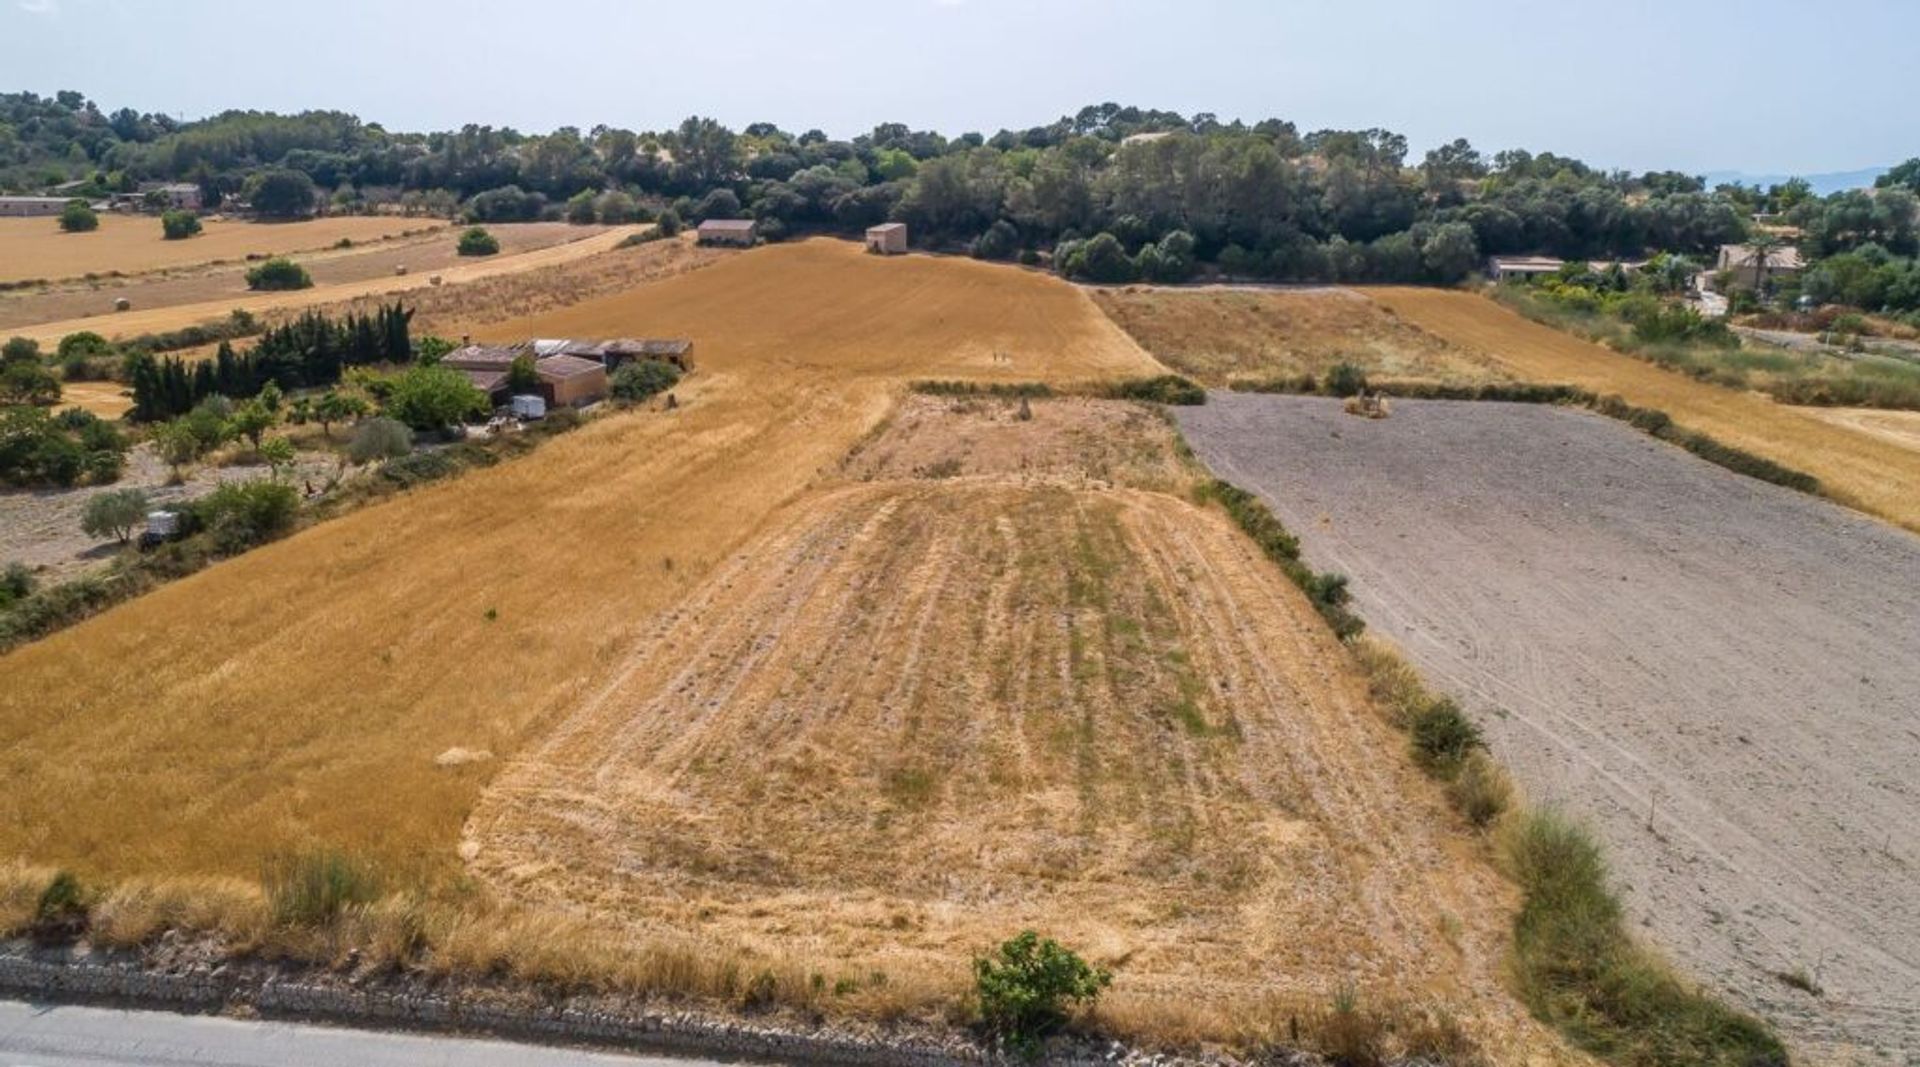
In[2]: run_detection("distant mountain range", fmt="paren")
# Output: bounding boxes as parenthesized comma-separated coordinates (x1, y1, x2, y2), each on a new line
(1700, 166, 1890, 196)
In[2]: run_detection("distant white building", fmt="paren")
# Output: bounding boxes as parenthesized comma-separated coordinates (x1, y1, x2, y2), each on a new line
(696, 219, 756, 246)
(0, 196, 73, 218)
(1487, 255, 1565, 283)
(865, 222, 907, 255)
(1716, 243, 1804, 288)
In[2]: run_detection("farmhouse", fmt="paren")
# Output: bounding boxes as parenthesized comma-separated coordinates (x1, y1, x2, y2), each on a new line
(1717, 243, 1805, 288)
(1487, 255, 1565, 283)
(597, 338, 694, 372)
(696, 219, 756, 246)
(533, 353, 609, 408)
(865, 223, 908, 255)
(142, 182, 203, 211)
(0, 196, 72, 217)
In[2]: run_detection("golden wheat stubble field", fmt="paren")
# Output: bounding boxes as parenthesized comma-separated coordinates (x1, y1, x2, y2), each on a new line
(0, 241, 1158, 879)
(1089, 285, 1512, 387)
(468, 394, 1569, 1058)
(0, 214, 437, 285)
(1367, 287, 1920, 532)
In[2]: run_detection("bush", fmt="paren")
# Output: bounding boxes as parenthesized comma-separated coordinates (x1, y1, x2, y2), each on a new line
(81, 487, 149, 544)
(1409, 697, 1483, 777)
(1324, 361, 1371, 397)
(973, 931, 1111, 1054)
(655, 207, 682, 237)
(195, 480, 300, 553)
(383, 364, 488, 432)
(457, 226, 500, 256)
(264, 850, 380, 927)
(160, 210, 202, 240)
(1101, 374, 1205, 405)
(347, 416, 414, 464)
(245, 257, 312, 291)
(58, 200, 98, 233)
(34, 871, 87, 933)
(611, 358, 681, 402)
(1447, 750, 1514, 827)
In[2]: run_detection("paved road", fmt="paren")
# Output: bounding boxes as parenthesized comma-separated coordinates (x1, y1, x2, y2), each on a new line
(0, 1000, 754, 1067)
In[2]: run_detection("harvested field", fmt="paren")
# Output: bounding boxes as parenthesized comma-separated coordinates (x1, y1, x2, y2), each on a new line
(1090, 285, 1510, 386)
(466, 397, 1568, 1059)
(1797, 405, 1920, 454)
(1368, 286, 1920, 532)
(7, 226, 647, 348)
(54, 379, 133, 419)
(0, 240, 1160, 882)
(0, 222, 595, 331)
(1176, 392, 1920, 1059)
(0, 215, 434, 285)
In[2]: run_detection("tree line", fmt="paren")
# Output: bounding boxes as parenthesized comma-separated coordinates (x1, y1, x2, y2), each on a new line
(128, 303, 413, 421)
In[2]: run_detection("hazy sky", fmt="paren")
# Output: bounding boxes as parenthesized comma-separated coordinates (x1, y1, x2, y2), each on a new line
(6, 0, 1914, 175)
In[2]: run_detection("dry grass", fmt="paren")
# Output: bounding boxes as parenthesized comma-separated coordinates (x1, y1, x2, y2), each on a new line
(0, 222, 594, 332)
(6, 225, 646, 347)
(0, 215, 435, 285)
(0, 239, 1160, 884)
(1089, 286, 1511, 387)
(1367, 287, 1920, 533)
(0, 860, 59, 935)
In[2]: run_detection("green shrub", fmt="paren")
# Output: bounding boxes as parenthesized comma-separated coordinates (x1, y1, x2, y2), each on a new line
(911, 380, 1054, 399)
(264, 850, 380, 927)
(245, 257, 313, 291)
(1101, 374, 1206, 405)
(456, 226, 500, 256)
(973, 931, 1111, 1055)
(347, 416, 415, 464)
(160, 210, 202, 240)
(1409, 697, 1483, 777)
(611, 358, 681, 402)
(384, 364, 488, 432)
(34, 871, 87, 932)
(58, 200, 98, 233)
(1447, 750, 1513, 827)
(0, 561, 33, 607)
(1324, 361, 1370, 397)
(195, 480, 300, 553)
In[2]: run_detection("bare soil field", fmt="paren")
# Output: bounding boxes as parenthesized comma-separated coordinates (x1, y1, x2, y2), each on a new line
(1368, 287, 1920, 533)
(1090, 285, 1510, 386)
(0, 222, 595, 331)
(0, 215, 436, 285)
(7, 226, 647, 348)
(467, 396, 1569, 1059)
(0, 240, 1160, 883)
(1176, 392, 1920, 1060)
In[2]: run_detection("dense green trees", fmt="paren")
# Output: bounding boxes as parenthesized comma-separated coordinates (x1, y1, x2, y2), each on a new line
(58, 199, 97, 232)
(245, 257, 312, 290)
(384, 365, 486, 433)
(243, 168, 317, 217)
(129, 303, 413, 420)
(456, 226, 499, 255)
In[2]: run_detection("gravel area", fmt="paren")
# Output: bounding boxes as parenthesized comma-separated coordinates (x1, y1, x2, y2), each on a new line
(1175, 392, 1920, 1061)
(0, 444, 342, 583)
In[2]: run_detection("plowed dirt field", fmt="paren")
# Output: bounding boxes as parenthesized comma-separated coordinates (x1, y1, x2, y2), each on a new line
(1367, 287, 1920, 532)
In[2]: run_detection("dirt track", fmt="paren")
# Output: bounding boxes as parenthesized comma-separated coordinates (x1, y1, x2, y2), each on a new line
(1176, 393, 1920, 1060)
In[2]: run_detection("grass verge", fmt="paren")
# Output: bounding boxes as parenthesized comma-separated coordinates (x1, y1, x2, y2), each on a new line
(910, 374, 1206, 405)
(1192, 477, 1363, 638)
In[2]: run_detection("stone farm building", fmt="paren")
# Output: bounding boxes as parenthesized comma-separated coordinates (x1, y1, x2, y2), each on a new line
(0, 196, 74, 217)
(865, 223, 908, 255)
(1717, 243, 1805, 288)
(1487, 255, 1567, 284)
(441, 336, 692, 410)
(696, 219, 757, 246)
(532, 354, 607, 408)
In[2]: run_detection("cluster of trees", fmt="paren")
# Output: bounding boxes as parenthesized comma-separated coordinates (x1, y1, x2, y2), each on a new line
(128, 303, 414, 420)
(1514, 259, 1738, 349)
(0, 405, 128, 487)
(2, 337, 62, 406)
(1798, 244, 1920, 315)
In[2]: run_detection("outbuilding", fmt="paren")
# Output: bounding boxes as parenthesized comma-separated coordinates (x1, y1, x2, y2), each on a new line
(0, 196, 72, 217)
(597, 338, 694, 372)
(535, 354, 609, 408)
(696, 219, 756, 247)
(865, 223, 908, 255)
(1716, 243, 1804, 289)
(1487, 255, 1565, 284)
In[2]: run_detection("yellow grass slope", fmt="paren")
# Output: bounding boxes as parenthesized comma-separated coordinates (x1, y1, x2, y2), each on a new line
(0, 240, 1161, 880)
(1369, 287, 1920, 532)
(0, 214, 434, 284)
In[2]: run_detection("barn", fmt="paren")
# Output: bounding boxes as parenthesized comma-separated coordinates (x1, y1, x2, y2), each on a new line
(696, 219, 757, 246)
(535, 354, 609, 408)
(0, 196, 72, 217)
(865, 223, 908, 255)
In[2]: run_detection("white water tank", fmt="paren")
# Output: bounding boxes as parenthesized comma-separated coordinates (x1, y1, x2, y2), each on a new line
(146, 510, 180, 538)
(510, 394, 546, 420)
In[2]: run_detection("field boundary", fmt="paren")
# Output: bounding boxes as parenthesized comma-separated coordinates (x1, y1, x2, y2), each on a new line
(1226, 377, 1823, 496)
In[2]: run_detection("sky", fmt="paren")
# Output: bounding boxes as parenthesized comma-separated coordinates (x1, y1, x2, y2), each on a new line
(5, 0, 1915, 176)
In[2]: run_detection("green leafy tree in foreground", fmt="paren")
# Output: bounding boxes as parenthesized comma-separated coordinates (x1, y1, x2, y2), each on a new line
(611, 359, 680, 402)
(80, 487, 149, 544)
(312, 391, 369, 438)
(973, 931, 1111, 1056)
(58, 199, 98, 233)
(346, 416, 413, 464)
(383, 365, 486, 433)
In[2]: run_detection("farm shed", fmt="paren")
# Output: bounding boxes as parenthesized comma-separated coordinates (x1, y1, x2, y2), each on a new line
(696, 219, 756, 246)
(865, 223, 908, 255)
(535, 354, 609, 408)
(1487, 255, 1564, 283)
(441, 344, 520, 372)
(0, 196, 71, 217)
(456, 369, 512, 405)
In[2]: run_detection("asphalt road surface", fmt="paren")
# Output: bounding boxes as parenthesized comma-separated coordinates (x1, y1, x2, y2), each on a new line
(0, 1000, 755, 1067)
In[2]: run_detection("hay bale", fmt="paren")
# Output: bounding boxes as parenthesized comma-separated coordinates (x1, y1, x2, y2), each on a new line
(394, 264, 408, 276)
(113, 297, 131, 312)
